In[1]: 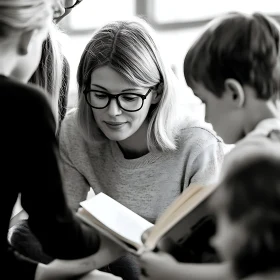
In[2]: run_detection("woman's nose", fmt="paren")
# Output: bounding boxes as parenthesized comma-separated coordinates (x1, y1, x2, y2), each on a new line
(107, 99, 122, 116)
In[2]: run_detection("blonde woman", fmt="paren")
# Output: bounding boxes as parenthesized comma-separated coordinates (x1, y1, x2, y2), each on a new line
(1, 1, 123, 279)
(59, 18, 225, 279)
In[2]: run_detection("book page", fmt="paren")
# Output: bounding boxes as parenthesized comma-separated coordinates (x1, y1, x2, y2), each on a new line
(80, 193, 153, 249)
(154, 184, 203, 229)
(77, 210, 142, 255)
(145, 184, 218, 250)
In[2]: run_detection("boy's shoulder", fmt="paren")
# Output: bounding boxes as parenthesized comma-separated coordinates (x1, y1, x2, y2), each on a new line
(178, 117, 223, 146)
(175, 117, 225, 156)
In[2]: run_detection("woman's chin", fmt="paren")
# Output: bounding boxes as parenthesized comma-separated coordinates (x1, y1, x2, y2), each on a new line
(102, 130, 129, 142)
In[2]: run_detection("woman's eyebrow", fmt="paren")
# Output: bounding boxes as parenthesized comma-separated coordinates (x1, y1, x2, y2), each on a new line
(91, 84, 141, 93)
(121, 88, 142, 92)
(91, 84, 108, 91)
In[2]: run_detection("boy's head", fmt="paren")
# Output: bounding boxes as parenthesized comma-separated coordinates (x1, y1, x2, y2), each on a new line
(210, 143, 280, 278)
(184, 12, 280, 144)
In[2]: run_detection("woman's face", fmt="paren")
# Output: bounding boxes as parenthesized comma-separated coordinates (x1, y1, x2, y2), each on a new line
(89, 65, 157, 142)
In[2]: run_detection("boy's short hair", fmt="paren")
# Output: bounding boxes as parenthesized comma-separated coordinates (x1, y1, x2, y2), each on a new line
(184, 12, 280, 99)
(212, 144, 280, 278)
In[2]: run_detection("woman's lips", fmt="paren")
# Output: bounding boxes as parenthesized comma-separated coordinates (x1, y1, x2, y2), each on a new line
(104, 121, 127, 129)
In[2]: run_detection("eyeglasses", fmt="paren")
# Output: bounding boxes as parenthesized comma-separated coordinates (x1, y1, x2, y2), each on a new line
(65, 0, 83, 9)
(84, 88, 152, 112)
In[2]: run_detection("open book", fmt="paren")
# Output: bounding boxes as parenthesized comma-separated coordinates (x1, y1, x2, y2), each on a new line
(77, 183, 219, 257)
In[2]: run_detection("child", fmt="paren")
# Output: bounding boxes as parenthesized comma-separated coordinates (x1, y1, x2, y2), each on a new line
(184, 11, 280, 146)
(139, 11, 280, 280)
(210, 143, 280, 280)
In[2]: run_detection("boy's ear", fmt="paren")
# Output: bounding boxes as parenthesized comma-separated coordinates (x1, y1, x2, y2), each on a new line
(151, 83, 163, 104)
(17, 30, 36, 55)
(224, 78, 245, 108)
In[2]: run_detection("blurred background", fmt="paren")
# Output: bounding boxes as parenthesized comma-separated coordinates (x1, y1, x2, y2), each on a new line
(58, 0, 280, 118)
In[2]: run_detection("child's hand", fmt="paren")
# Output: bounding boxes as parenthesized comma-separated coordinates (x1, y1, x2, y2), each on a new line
(139, 251, 178, 280)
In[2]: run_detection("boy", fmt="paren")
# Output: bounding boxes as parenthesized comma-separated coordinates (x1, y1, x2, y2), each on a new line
(139, 11, 280, 280)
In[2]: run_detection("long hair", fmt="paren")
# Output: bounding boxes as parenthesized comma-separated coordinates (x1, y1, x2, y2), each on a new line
(29, 23, 69, 132)
(76, 18, 186, 151)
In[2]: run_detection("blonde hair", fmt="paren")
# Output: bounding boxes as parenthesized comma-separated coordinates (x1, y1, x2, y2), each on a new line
(29, 23, 67, 132)
(0, 0, 52, 35)
(77, 18, 186, 151)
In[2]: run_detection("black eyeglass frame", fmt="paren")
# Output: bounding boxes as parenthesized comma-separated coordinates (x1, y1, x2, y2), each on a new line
(65, 0, 83, 9)
(83, 88, 153, 112)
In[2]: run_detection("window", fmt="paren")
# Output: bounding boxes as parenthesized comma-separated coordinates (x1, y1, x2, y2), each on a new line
(148, 0, 280, 29)
(65, 0, 136, 32)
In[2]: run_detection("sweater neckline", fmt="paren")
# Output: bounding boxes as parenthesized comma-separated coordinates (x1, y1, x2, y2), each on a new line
(110, 141, 163, 169)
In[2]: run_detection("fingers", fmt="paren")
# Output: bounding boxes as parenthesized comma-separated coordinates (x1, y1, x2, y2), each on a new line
(156, 236, 176, 252)
(139, 265, 150, 280)
(139, 251, 154, 264)
(140, 268, 149, 277)
(141, 226, 154, 243)
(139, 251, 153, 280)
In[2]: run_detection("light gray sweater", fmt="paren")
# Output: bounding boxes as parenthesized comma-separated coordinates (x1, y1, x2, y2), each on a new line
(59, 111, 224, 223)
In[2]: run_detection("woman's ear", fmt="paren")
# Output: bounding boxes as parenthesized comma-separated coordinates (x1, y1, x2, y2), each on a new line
(224, 79, 245, 108)
(17, 30, 36, 55)
(151, 83, 163, 104)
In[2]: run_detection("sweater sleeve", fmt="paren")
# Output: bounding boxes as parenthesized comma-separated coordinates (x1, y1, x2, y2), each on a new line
(189, 141, 224, 187)
(182, 127, 225, 188)
(59, 114, 91, 212)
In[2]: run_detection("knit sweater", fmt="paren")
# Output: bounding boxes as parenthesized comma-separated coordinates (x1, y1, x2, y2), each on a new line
(59, 110, 224, 223)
